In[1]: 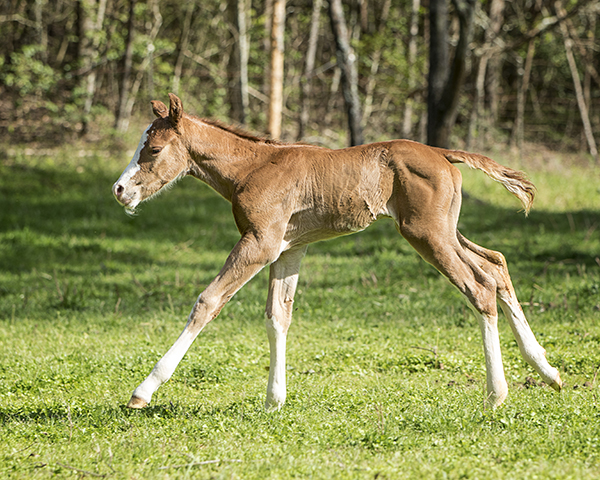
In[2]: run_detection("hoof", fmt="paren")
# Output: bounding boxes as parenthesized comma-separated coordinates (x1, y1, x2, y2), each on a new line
(550, 373, 563, 392)
(265, 401, 284, 412)
(265, 396, 285, 412)
(127, 395, 148, 409)
(487, 388, 508, 409)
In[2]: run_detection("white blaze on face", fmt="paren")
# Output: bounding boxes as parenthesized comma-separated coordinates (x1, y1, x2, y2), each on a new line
(113, 125, 151, 212)
(116, 125, 151, 188)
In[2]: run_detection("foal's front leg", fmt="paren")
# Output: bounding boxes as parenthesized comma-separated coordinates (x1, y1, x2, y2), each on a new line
(264, 246, 306, 410)
(127, 234, 275, 408)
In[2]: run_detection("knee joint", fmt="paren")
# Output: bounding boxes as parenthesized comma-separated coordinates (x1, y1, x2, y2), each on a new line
(190, 294, 224, 323)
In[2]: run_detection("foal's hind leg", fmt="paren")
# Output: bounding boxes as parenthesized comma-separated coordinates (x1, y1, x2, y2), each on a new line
(399, 223, 509, 407)
(458, 234, 562, 390)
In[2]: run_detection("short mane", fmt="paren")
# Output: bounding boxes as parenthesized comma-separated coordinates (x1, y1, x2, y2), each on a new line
(197, 117, 285, 145)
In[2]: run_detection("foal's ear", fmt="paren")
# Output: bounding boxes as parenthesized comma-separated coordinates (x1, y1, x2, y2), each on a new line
(151, 100, 168, 118)
(168, 93, 184, 131)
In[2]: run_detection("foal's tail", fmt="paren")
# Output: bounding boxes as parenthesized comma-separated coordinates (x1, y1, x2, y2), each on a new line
(443, 149, 536, 215)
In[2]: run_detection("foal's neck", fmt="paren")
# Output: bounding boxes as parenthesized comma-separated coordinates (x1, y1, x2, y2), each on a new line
(184, 117, 275, 201)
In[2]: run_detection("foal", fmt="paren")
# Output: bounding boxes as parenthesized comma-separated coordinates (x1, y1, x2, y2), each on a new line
(113, 94, 561, 410)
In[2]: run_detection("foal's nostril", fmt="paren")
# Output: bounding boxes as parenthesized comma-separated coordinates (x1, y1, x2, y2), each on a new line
(114, 184, 125, 199)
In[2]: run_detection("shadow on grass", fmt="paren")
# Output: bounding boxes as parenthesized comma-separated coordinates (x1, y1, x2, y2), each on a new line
(0, 403, 128, 425)
(0, 399, 260, 425)
(0, 163, 237, 274)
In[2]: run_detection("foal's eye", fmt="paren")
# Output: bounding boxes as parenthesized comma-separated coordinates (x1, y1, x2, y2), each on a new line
(150, 146, 163, 155)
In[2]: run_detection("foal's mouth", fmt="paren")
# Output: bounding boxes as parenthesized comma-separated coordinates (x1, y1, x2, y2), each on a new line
(112, 182, 141, 215)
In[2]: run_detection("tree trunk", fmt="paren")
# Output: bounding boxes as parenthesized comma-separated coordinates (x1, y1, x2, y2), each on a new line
(362, 0, 391, 126)
(115, 0, 136, 133)
(172, 5, 193, 96)
(77, 0, 107, 135)
(227, 0, 250, 124)
(468, 0, 503, 149)
(297, 0, 322, 140)
(267, 0, 285, 139)
(559, 15, 598, 158)
(123, 0, 162, 129)
(402, 0, 420, 138)
(360, 0, 369, 34)
(467, 52, 489, 150)
(115, 0, 162, 133)
(427, 0, 449, 147)
(325, 66, 342, 124)
(582, 12, 595, 152)
(34, 0, 48, 62)
(263, 0, 274, 50)
(329, 0, 363, 146)
(485, 0, 505, 123)
(77, 0, 94, 134)
(238, 0, 250, 123)
(427, 0, 475, 148)
(510, 40, 535, 153)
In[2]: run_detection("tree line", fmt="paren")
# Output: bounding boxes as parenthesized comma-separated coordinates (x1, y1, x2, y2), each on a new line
(1, 0, 599, 156)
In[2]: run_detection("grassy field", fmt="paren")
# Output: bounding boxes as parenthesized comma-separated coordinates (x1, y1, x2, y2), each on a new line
(1, 139, 599, 479)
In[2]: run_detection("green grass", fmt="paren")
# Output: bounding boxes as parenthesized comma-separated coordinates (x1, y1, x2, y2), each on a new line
(1, 143, 599, 479)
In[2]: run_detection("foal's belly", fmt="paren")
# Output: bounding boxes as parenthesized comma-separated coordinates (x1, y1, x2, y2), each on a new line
(284, 196, 390, 247)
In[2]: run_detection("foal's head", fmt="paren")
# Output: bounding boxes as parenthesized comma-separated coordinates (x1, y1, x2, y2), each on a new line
(113, 94, 190, 214)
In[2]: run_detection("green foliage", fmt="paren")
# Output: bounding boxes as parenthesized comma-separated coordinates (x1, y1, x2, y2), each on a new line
(1, 0, 597, 149)
(1, 145, 599, 478)
(2, 45, 58, 98)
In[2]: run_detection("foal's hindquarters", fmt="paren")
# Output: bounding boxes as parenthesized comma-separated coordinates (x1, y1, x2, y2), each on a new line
(388, 149, 561, 406)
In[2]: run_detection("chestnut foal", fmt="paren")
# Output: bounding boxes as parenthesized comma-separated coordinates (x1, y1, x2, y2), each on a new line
(113, 94, 561, 410)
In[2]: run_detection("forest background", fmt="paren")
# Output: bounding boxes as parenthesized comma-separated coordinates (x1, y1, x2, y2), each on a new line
(1, 0, 600, 156)
(2, 2, 600, 478)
